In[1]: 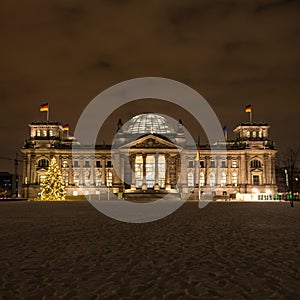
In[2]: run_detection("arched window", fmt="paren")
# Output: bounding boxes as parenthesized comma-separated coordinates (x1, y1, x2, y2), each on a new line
(38, 158, 49, 168)
(251, 160, 261, 168)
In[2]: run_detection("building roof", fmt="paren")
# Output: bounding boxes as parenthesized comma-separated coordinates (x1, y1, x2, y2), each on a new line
(123, 113, 175, 135)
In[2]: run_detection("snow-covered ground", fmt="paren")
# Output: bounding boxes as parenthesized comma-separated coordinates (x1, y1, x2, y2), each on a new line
(0, 201, 299, 299)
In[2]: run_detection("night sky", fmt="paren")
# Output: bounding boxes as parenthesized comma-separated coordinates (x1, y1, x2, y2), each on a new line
(0, 0, 299, 172)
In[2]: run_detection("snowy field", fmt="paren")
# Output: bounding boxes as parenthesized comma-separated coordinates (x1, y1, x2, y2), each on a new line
(0, 201, 299, 299)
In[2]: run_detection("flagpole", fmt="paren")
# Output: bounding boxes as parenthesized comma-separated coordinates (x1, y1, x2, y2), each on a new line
(250, 109, 252, 123)
(47, 104, 49, 122)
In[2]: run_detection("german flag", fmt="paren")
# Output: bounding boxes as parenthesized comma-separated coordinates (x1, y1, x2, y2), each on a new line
(63, 124, 69, 131)
(40, 103, 49, 112)
(245, 104, 252, 113)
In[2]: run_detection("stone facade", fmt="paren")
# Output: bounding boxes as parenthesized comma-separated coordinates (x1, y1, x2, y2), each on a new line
(21, 115, 277, 200)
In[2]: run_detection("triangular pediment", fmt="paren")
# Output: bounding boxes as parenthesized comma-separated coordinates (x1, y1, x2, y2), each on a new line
(120, 134, 179, 149)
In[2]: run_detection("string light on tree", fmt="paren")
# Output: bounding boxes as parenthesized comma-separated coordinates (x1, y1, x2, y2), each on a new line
(40, 157, 66, 200)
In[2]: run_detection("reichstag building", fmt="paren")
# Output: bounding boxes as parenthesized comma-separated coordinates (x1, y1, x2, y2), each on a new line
(21, 113, 277, 200)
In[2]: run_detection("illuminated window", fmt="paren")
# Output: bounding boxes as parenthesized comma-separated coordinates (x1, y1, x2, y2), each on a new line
(49, 130, 53, 137)
(106, 170, 113, 187)
(146, 155, 155, 188)
(258, 131, 262, 138)
(246, 131, 250, 138)
(232, 160, 237, 168)
(95, 169, 102, 186)
(158, 155, 165, 188)
(62, 161, 68, 168)
(43, 130, 47, 136)
(199, 173, 205, 186)
(62, 170, 68, 186)
(73, 171, 79, 186)
(36, 130, 41, 137)
(251, 160, 261, 168)
(221, 172, 226, 186)
(187, 170, 194, 187)
(39, 174, 46, 183)
(84, 170, 90, 186)
(135, 155, 143, 188)
(232, 173, 238, 186)
(252, 131, 257, 138)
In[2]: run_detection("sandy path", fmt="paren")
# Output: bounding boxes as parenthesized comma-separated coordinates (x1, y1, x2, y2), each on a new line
(0, 201, 299, 299)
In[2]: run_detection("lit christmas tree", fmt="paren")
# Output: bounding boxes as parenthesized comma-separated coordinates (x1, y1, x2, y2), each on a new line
(40, 157, 66, 200)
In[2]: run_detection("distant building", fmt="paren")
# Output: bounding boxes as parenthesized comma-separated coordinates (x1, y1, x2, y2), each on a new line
(21, 114, 277, 200)
(0, 172, 15, 197)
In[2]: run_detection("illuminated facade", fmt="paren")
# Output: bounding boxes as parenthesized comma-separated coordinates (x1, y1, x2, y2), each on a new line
(21, 114, 277, 200)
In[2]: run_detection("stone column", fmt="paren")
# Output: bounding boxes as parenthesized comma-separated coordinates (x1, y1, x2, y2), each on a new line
(90, 156, 95, 186)
(24, 155, 29, 184)
(215, 156, 219, 186)
(227, 156, 232, 185)
(180, 154, 187, 190)
(239, 155, 244, 185)
(142, 154, 147, 190)
(205, 156, 209, 186)
(30, 155, 35, 184)
(195, 160, 199, 187)
(165, 154, 171, 190)
(154, 153, 159, 190)
(130, 154, 136, 190)
(68, 157, 73, 185)
(245, 154, 250, 185)
(264, 154, 268, 185)
(101, 157, 106, 186)
(79, 157, 84, 186)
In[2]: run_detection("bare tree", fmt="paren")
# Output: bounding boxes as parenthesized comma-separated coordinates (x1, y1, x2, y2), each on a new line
(278, 148, 300, 207)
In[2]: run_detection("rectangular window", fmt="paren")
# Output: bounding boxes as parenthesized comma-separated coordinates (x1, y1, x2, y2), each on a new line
(84, 161, 90, 168)
(96, 161, 101, 168)
(200, 161, 205, 168)
(253, 175, 260, 185)
(221, 161, 226, 168)
(211, 160, 216, 168)
(232, 160, 237, 168)
(74, 161, 79, 168)
(188, 161, 194, 168)
(107, 161, 112, 168)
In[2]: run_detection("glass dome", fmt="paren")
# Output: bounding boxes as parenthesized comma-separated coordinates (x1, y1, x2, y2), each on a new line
(124, 113, 174, 135)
